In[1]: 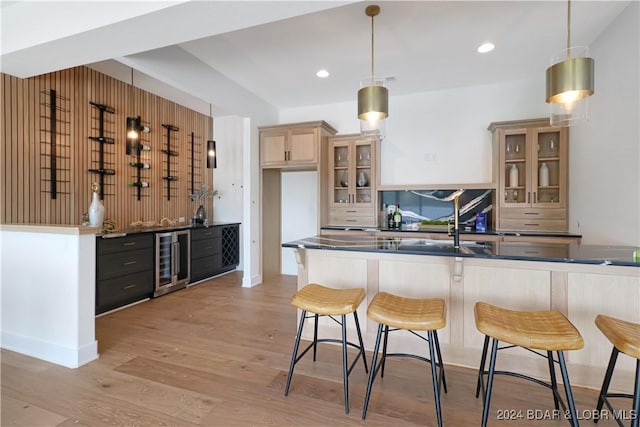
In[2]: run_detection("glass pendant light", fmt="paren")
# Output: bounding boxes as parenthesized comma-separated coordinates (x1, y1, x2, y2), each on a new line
(358, 5, 388, 137)
(545, 0, 595, 127)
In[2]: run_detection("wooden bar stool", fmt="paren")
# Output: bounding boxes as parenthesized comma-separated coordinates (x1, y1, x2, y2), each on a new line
(284, 283, 368, 414)
(594, 314, 640, 427)
(362, 292, 447, 427)
(474, 302, 584, 427)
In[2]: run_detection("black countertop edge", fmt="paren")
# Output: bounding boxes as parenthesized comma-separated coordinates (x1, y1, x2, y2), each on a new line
(283, 236, 639, 268)
(98, 222, 241, 238)
(321, 226, 582, 239)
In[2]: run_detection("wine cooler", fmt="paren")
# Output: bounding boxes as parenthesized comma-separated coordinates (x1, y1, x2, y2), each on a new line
(155, 230, 190, 297)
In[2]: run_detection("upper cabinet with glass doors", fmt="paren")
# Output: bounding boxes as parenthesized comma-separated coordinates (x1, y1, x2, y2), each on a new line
(325, 134, 379, 227)
(489, 118, 568, 232)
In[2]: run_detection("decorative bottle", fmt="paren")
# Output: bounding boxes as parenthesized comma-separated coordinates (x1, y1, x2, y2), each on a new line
(509, 164, 519, 188)
(88, 182, 105, 228)
(539, 162, 549, 187)
(393, 205, 402, 229)
(357, 171, 367, 187)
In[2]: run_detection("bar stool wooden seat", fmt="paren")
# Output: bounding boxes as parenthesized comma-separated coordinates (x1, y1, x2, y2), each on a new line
(594, 314, 640, 427)
(284, 283, 368, 414)
(362, 292, 447, 427)
(474, 302, 584, 427)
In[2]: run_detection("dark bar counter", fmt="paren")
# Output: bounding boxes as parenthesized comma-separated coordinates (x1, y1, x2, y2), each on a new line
(283, 235, 640, 267)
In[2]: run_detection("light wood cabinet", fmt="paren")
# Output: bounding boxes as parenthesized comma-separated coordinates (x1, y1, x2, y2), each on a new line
(325, 134, 379, 227)
(259, 121, 337, 169)
(489, 119, 568, 232)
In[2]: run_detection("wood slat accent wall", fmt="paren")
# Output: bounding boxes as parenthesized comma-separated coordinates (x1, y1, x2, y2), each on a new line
(1, 67, 213, 229)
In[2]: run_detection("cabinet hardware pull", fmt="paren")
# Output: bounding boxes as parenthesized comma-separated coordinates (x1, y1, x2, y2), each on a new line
(524, 251, 539, 254)
(524, 223, 539, 226)
(527, 192, 530, 203)
(346, 210, 356, 213)
(346, 220, 357, 222)
(123, 284, 136, 290)
(123, 261, 137, 266)
(524, 212, 539, 215)
(123, 242, 136, 246)
(533, 192, 537, 203)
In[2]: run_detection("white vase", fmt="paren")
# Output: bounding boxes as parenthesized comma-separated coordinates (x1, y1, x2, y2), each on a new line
(88, 191, 105, 228)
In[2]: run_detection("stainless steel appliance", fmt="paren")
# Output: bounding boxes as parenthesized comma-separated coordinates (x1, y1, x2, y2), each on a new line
(155, 229, 190, 296)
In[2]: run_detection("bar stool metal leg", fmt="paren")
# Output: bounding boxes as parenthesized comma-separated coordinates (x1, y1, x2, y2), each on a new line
(557, 351, 579, 427)
(313, 313, 319, 361)
(481, 338, 500, 427)
(428, 330, 443, 427)
(362, 323, 384, 420)
(595, 347, 619, 418)
(547, 350, 560, 411)
(476, 335, 490, 398)
(341, 314, 350, 414)
(285, 310, 307, 396)
(433, 331, 448, 393)
(353, 311, 369, 373)
(381, 325, 390, 378)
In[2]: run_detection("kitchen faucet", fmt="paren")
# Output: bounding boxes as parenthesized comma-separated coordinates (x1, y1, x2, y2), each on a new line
(448, 194, 460, 249)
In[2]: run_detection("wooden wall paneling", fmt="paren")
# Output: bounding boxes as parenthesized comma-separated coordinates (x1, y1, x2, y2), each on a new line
(2, 66, 212, 228)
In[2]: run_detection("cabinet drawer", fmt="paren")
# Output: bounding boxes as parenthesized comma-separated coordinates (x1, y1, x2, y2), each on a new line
(97, 248, 153, 280)
(192, 238, 222, 258)
(98, 233, 153, 255)
(498, 219, 568, 232)
(497, 243, 570, 259)
(191, 227, 221, 241)
(499, 208, 566, 220)
(328, 212, 376, 227)
(191, 255, 223, 282)
(96, 270, 154, 313)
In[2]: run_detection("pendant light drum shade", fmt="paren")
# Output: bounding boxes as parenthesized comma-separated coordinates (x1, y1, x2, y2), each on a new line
(546, 55, 594, 104)
(358, 84, 388, 121)
(544, 0, 595, 126)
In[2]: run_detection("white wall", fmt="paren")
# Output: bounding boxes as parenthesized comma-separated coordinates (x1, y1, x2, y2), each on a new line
(569, 1, 639, 246)
(212, 115, 245, 271)
(280, 171, 318, 275)
(282, 78, 546, 186)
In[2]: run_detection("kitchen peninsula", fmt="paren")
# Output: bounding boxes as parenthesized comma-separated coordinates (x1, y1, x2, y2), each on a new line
(283, 234, 639, 392)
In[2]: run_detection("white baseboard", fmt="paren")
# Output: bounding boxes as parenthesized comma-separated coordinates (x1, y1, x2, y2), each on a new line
(1, 331, 98, 368)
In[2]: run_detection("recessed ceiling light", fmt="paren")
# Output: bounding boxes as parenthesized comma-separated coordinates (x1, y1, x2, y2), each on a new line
(477, 43, 495, 53)
(316, 69, 330, 78)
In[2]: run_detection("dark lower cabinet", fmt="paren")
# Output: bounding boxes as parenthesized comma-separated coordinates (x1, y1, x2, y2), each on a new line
(190, 223, 240, 283)
(96, 233, 154, 315)
(95, 223, 240, 314)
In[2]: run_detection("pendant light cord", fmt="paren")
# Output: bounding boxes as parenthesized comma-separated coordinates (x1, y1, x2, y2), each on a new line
(370, 13, 375, 85)
(566, 0, 571, 59)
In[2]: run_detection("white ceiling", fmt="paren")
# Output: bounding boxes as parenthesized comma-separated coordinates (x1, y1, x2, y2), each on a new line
(0, 1, 631, 116)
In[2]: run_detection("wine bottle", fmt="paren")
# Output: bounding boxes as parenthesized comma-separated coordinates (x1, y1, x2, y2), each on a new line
(136, 143, 151, 152)
(128, 181, 149, 188)
(387, 205, 395, 229)
(129, 162, 150, 169)
(393, 205, 402, 229)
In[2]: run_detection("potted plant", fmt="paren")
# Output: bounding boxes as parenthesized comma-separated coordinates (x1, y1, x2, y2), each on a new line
(189, 184, 219, 225)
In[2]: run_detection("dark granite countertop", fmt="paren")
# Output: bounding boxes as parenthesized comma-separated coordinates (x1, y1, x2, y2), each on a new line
(98, 222, 240, 238)
(283, 235, 639, 267)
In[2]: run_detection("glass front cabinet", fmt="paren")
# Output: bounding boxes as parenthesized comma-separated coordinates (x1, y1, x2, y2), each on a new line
(490, 119, 568, 232)
(326, 134, 379, 227)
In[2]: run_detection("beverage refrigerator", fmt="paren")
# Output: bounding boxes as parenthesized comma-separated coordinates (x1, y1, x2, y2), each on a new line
(155, 230, 190, 296)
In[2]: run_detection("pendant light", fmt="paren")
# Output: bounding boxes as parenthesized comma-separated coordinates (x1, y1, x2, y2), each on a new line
(358, 5, 388, 135)
(545, 0, 594, 127)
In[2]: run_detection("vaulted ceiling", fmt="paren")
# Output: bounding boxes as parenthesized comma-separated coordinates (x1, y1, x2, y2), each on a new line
(1, 1, 631, 116)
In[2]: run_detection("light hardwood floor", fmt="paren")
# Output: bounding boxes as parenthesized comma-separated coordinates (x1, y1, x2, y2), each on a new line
(1, 272, 632, 426)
